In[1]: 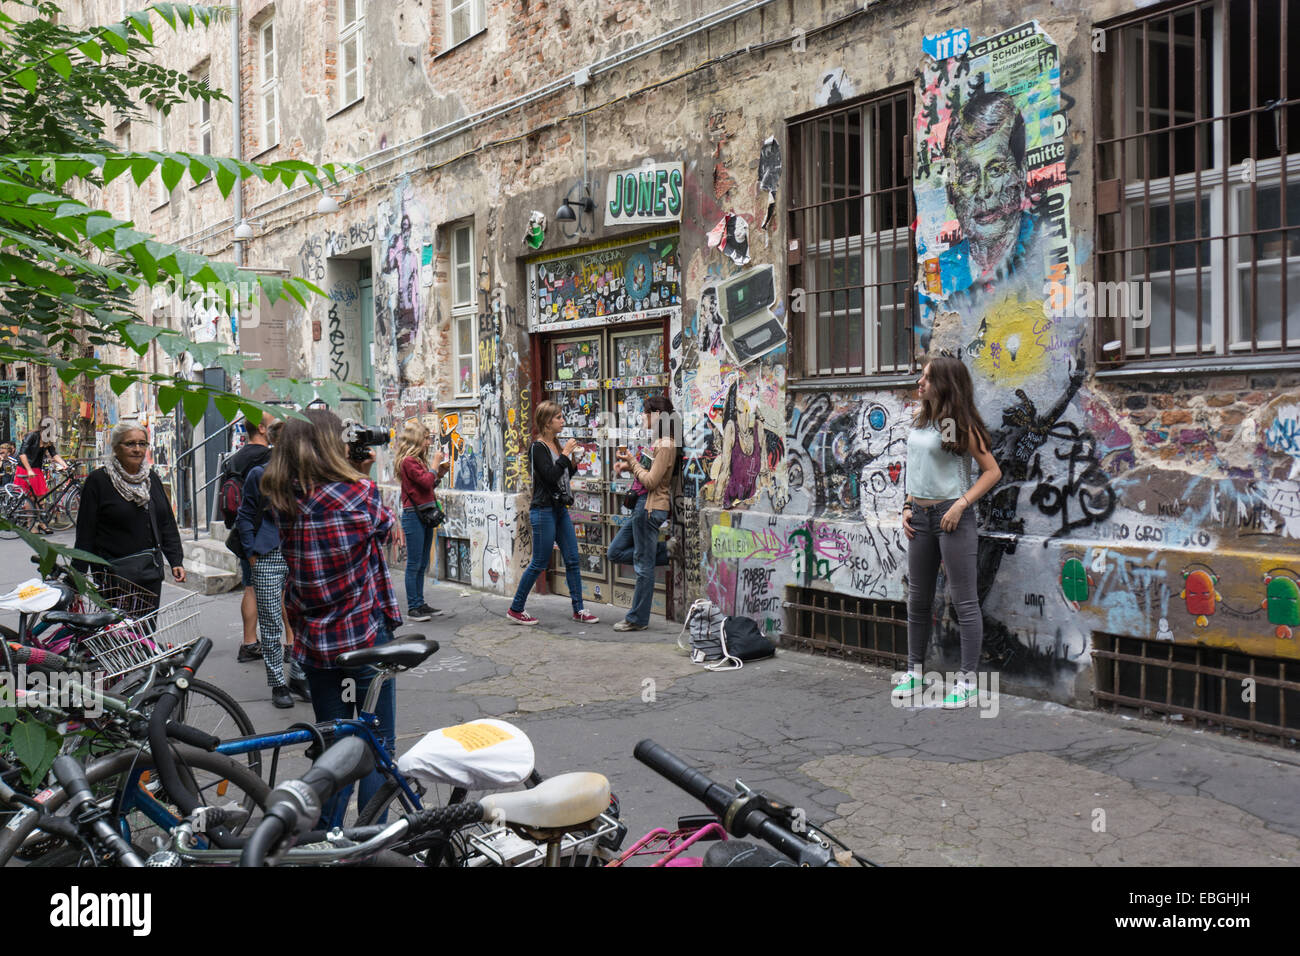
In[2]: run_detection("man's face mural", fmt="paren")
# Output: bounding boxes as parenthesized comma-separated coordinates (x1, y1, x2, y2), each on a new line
(947, 113, 1025, 258)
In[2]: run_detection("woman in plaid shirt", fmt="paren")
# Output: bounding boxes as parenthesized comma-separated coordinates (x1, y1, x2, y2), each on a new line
(261, 407, 402, 825)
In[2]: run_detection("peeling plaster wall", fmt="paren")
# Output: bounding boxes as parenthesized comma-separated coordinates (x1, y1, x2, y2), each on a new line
(83, 0, 1300, 703)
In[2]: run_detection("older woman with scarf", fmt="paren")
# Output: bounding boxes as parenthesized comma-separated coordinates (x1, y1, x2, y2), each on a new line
(74, 422, 185, 615)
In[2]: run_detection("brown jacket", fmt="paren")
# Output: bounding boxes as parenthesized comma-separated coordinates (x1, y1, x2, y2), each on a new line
(631, 438, 676, 514)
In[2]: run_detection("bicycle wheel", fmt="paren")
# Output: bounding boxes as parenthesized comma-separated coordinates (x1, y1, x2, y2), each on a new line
(0, 743, 271, 865)
(128, 677, 263, 780)
(49, 486, 79, 531)
(0, 494, 36, 539)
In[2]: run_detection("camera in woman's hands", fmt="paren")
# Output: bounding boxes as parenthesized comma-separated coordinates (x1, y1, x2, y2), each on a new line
(552, 490, 575, 508)
(342, 419, 390, 462)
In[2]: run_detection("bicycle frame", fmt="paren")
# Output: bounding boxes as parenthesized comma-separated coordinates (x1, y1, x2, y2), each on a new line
(213, 666, 422, 817)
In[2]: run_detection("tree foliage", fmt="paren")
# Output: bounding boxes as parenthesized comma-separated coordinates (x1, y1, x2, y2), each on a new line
(0, 1, 368, 426)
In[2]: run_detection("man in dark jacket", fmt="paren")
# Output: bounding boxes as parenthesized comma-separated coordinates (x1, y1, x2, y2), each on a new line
(224, 417, 273, 662)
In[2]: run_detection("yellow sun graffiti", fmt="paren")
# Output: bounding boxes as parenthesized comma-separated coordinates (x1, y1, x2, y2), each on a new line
(971, 294, 1050, 387)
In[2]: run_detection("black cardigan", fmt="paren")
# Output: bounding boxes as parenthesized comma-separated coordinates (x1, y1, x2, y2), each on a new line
(73, 468, 184, 570)
(529, 440, 576, 509)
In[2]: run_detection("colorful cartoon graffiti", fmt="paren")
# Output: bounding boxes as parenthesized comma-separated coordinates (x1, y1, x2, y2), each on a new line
(527, 233, 681, 329)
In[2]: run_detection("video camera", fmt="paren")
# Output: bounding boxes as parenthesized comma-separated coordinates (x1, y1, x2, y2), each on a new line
(341, 419, 390, 463)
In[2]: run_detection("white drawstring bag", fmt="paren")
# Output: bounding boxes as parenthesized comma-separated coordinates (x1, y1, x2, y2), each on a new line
(677, 598, 742, 671)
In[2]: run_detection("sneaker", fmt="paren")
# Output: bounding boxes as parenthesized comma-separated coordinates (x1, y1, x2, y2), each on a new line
(891, 671, 924, 697)
(407, 607, 433, 622)
(507, 609, 539, 626)
(416, 604, 444, 618)
(237, 642, 263, 663)
(942, 680, 978, 709)
(613, 620, 647, 632)
(573, 610, 599, 624)
(288, 676, 313, 703)
(271, 685, 294, 709)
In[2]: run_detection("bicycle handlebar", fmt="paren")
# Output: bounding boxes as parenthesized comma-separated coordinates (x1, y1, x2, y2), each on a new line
(6, 642, 69, 672)
(51, 756, 144, 867)
(634, 739, 842, 867)
(240, 737, 377, 867)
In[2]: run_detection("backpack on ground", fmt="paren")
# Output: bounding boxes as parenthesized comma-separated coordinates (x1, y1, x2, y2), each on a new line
(677, 598, 741, 670)
(723, 615, 777, 662)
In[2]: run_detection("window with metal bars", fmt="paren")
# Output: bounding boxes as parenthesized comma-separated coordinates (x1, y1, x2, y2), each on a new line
(1094, 0, 1300, 362)
(783, 586, 908, 667)
(787, 88, 917, 379)
(1092, 633, 1300, 744)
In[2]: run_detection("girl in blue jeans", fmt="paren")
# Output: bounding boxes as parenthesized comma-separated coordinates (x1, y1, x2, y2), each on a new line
(508, 401, 599, 626)
(895, 356, 1002, 708)
(608, 394, 678, 631)
(396, 421, 449, 622)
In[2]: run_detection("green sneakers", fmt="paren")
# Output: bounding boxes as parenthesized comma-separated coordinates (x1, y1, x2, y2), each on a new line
(891, 671, 924, 696)
(942, 680, 978, 708)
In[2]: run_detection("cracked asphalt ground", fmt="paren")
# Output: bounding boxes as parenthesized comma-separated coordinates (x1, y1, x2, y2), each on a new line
(8, 534, 1299, 866)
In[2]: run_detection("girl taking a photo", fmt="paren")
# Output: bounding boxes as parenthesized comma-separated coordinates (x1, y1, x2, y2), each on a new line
(395, 421, 449, 622)
(894, 356, 1002, 708)
(260, 407, 402, 824)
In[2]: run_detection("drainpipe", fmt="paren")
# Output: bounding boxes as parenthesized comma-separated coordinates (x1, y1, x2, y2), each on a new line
(232, 0, 244, 271)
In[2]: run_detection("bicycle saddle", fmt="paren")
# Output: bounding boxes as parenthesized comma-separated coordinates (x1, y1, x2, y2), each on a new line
(336, 639, 439, 670)
(480, 772, 610, 831)
(43, 610, 118, 630)
(0, 579, 74, 614)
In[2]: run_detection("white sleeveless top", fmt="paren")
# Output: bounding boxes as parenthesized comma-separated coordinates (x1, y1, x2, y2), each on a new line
(906, 424, 972, 500)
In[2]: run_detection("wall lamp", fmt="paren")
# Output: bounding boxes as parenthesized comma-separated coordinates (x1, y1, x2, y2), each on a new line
(316, 190, 351, 215)
(556, 182, 595, 223)
(233, 218, 265, 241)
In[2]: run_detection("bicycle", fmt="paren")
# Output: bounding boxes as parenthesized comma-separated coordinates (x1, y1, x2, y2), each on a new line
(0, 459, 85, 538)
(0, 641, 270, 865)
(0, 564, 255, 757)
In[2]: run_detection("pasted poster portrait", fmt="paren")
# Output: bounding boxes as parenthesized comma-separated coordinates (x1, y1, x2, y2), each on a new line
(914, 21, 1075, 395)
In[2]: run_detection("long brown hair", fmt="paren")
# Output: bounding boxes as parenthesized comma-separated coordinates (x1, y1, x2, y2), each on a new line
(261, 407, 364, 516)
(914, 356, 992, 457)
(534, 400, 562, 438)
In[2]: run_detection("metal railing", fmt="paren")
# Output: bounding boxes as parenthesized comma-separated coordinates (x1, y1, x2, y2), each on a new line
(174, 418, 239, 541)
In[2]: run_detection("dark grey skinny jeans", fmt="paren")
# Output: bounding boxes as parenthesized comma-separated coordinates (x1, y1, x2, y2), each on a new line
(907, 499, 982, 676)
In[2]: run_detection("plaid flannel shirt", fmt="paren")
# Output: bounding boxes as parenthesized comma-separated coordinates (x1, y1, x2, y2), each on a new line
(280, 479, 402, 669)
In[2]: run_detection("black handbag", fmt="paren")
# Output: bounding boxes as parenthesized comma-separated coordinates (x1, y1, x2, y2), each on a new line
(622, 489, 639, 511)
(416, 499, 445, 528)
(111, 485, 167, 586)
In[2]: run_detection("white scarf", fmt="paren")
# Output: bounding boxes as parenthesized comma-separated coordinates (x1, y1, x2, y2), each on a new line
(107, 455, 153, 508)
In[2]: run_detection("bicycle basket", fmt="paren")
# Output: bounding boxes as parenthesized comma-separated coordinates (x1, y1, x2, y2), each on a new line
(74, 591, 202, 682)
(80, 571, 158, 619)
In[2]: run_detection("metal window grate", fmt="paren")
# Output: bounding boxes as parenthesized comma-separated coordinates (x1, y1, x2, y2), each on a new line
(1092, 633, 1300, 746)
(1094, 0, 1300, 363)
(782, 586, 907, 667)
(787, 87, 917, 378)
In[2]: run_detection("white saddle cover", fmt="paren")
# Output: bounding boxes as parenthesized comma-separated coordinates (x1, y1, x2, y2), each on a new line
(0, 579, 64, 614)
(397, 718, 535, 790)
